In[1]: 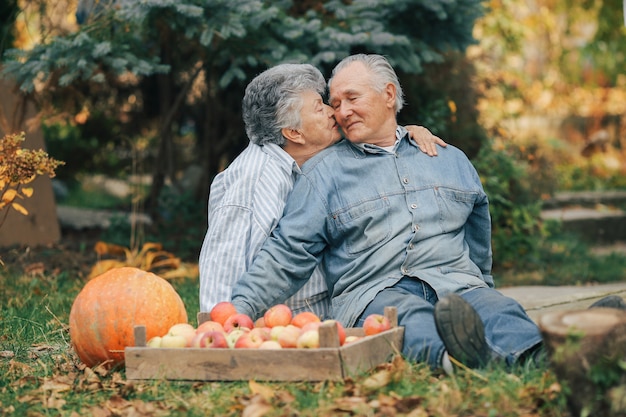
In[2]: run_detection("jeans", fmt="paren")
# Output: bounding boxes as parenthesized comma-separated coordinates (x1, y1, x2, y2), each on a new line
(355, 276, 543, 369)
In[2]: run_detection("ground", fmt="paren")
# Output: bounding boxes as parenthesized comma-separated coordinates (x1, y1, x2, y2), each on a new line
(1, 229, 102, 279)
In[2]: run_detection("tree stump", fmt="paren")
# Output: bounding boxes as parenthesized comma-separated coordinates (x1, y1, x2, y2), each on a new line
(539, 308, 626, 417)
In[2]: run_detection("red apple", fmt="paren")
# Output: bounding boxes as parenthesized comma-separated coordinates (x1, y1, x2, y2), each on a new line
(191, 330, 228, 348)
(223, 313, 254, 333)
(254, 317, 266, 328)
(296, 329, 320, 348)
(363, 313, 391, 336)
(210, 301, 238, 326)
(323, 319, 346, 345)
(263, 304, 293, 328)
(301, 321, 322, 333)
(276, 324, 302, 348)
(291, 311, 321, 328)
(226, 328, 249, 348)
(196, 320, 224, 334)
(234, 329, 265, 348)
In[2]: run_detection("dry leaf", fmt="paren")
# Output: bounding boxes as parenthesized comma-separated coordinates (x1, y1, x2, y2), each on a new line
(248, 380, 275, 402)
(362, 369, 392, 391)
(242, 395, 273, 417)
(1, 188, 17, 202)
(11, 202, 28, 215)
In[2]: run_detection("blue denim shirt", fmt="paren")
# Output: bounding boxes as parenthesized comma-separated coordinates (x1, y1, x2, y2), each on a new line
(231, 126, 493, 327)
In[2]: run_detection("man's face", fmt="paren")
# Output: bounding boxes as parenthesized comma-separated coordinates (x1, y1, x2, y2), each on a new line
(329, 61, 396, 145)
(297, 90, 342, 156)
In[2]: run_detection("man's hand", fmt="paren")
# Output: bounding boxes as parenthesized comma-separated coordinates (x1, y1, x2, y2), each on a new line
(405, 125, 448, 156)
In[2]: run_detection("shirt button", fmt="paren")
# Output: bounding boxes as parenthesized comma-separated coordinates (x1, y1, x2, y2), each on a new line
(401, 267, 408, 274)
(414, 224, 419, 231)
(410, 204, 417, 209)
(408, 243, 414, 249)
(403, 178, 409, 184)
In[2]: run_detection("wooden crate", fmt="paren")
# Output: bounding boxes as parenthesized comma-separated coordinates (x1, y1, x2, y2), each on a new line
(125, 307, 404, 381)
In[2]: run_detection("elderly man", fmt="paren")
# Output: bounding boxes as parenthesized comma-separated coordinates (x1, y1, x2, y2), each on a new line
(230, 54, 545, 372)
(199, 63, 445, 319)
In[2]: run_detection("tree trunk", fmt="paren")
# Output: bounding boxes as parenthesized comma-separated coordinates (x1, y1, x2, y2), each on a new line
(539, 308, 626, 417)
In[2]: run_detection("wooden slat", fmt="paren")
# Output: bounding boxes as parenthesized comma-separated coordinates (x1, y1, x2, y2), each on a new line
(125, 347, 344, 381)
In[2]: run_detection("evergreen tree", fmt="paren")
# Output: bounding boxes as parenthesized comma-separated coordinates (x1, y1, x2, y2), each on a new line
(1, 0, 485, 211)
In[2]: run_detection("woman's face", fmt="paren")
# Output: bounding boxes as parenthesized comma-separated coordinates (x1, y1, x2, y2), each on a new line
(297, 90, 342, 154)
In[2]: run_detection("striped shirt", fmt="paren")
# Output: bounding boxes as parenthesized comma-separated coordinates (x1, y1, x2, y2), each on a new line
(199, 142, 331, 319)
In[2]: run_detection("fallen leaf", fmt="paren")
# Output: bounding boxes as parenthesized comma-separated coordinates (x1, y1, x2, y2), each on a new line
(242, 395, 272, 417)
(248, 380, 275, 402)
(362, 369, 392, 391)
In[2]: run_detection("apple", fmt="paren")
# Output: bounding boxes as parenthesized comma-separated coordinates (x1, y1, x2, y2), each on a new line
(344, 335, 363, 344)
(234, 329, 266, 348)
(300, 321, 322, 333)
(269, 325, 286, 341)
(160, 333, 188, 348)
(263, 304, 293, 328)
(146, 336, 162, 348)
(323, 319, 346, 345)
(196, 320, 224, 334)
(254, 317, 266, 328)
(226, 328, 249, 348)
(223, 313, 255, 333)
(276, 324, 302, 348)
(296, 329, 320, 348)
(363, 313, 391, 336)
(291, 311, 321, 328)
(259, 340, 283, 349)
(166, 323, 197, 347)
(191, 330, 228, 348)
(210, 301, 238, 325)
(253, 326, 272, 341)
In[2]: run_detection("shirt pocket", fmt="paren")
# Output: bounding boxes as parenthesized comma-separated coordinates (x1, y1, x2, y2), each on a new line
(332, 196, 392, 256)
(435, 187, 478, 233)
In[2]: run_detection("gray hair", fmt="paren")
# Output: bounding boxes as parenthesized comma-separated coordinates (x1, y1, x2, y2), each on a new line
(329, 54, 405, 114)
(242, 64, 326, 146)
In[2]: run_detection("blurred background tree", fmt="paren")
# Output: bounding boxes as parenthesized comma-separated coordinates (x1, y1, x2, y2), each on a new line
(1, 0, 624, 274)
(1, 0, 487, 256)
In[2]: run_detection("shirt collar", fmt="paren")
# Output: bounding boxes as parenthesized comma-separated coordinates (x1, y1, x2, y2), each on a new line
(260, 142, 302, 175)
(353, 126, 413, 154)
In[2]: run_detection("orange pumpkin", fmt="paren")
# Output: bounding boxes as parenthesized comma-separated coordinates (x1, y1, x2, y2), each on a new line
(69, 266, 188, 368)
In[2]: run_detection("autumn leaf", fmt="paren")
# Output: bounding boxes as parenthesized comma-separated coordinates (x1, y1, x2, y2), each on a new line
(11, 202, 28, 215)
(1, 188, 17, 203)
(248, 380, 275, 402)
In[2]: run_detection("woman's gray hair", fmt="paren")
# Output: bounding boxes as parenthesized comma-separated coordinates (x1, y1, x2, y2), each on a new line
(242, 63, 326, 146)
(329, 54, 405, 114)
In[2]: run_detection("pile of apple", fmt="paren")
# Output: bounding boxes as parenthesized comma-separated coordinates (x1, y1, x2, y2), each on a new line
(146, 301, 392, 349)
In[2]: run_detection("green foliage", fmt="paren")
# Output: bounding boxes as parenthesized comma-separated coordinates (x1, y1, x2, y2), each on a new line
(1, 0, 487, 211)
(43, 119, 127, 181)
(100, 187, 205, 260)
(0, 0, 18, 56)
(474, 141, 547, 271)
(574, 0, 626, 86)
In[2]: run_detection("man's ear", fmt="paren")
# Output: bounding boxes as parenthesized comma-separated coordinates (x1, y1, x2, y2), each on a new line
(384, 82, 396, 109)
(281, 127, 306, 145)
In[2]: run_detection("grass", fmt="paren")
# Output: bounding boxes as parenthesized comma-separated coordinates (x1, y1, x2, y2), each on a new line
(496, 230, 626, 287)
(0, 262, 575, 417)
(3, 228, 625, 416)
